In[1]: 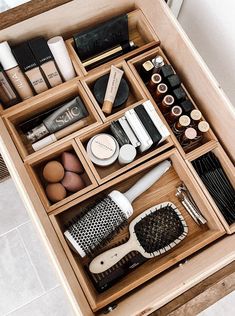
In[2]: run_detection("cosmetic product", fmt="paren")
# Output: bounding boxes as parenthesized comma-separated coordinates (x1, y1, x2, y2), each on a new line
(0, 63, 19, 108)
(190, 109, 202, 122)
(13, 42, 48, 95)
(172, 86, 187, 103)
(61, 152, 83, 174)
(180, 127, 197, 146)
(64, 160, 171, 257)
(102, 66, 124, 114)
(89, 201, 188, 273)
(87, 134, 119, 166)
(0, 41, 34, 100)
(118, 116, 141, 148)
(176, 184, 207, 225)
(198, 121, 210, 133)
(32, 116, 89, 151)
(160, 64, 174, 79)
(134, 104, 162, 145)
(110, 121, 131, 147)
(165, 105, 182, 125)
(47, 36, 76, 81)
(46, 183, 67, 203)
(43, 161, 65, 183)
(82, 41, 135, 69)
(118, 144, 137, 165)
(143, 100, 170, 142)
(152, 55, 164, 74)
(29, 37, 63, 88)
(62, 172, 85, 192)
(26, 96, 88, 143)
(74, 14, 129, 61)
(159, 94, 174, 114)
(155, 83, 168, 103)
(125, 109, 153, 152)
(147, 73, 162, 93)
(93, 74, 129, 110)
(192, 152, 235, 225)
(180, 99, 194, 114)
(166, 74, 181, 90)
(140, 60, 154, 83)
(172, 115, 191, 135)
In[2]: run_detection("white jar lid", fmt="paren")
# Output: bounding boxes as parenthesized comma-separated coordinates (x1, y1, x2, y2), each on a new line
(0, 41, 18, 70)
(118, 144, 137, 165)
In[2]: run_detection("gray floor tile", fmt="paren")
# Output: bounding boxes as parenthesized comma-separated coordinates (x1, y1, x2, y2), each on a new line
(18, 222, 60, 291)
(0, 230, 44, 315)
(8, 286, 75, 316)
(199, 291, 235, 316)
(0, 179, 29, 236)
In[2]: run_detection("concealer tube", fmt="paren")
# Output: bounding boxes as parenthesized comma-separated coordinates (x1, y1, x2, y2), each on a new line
(147, 73, 162, 93)
(0, 41, 34, 100)
(102, 65, 124, 114)
(0, 63, 19, 108)
(32, 116, 89, 151)
(13, 42, 48, 95)
(29, 37, 63, 88)
(172, 115, 191, 135)
(159, 94, 174, 114)
(165, 105, 182, 125)
(155, 83, 168, 103)
(47, 36, 76, 81)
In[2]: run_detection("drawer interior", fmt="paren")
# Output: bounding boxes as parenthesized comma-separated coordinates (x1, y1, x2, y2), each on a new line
(0, 1, 234, 315)
(50, 149, 224, 311)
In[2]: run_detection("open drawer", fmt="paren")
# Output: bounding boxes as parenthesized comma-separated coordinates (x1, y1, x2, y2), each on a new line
(0, 0, 234, 316)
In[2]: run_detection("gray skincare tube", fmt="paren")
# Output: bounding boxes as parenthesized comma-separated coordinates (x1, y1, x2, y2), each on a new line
(26, 96, 88, 143)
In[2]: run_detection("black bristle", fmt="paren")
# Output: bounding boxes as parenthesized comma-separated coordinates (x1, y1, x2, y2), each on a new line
(134, 205, 185, 253)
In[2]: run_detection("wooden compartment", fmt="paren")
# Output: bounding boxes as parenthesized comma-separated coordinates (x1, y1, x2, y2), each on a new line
(81, 60, 147, 122)
(66, 9, 160, 76)
(50, 148, 225, 312)
(128, 46, 218, 159)
(75, 118, 173, 184)
(186, 143, 235, 234)
(3, 80, 102, 160)
(25, 139, 97, 213)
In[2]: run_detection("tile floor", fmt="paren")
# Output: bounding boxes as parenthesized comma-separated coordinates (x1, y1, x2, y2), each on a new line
(0, 178, 75, 316)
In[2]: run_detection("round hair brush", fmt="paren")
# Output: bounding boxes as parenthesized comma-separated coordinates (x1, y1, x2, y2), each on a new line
(64, 160, 171, 257)
(89, 202, 188, 273)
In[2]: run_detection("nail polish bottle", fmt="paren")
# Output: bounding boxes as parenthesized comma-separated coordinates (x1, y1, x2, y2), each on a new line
(0, 63, 20, 108)
(13, 42, 49, 95)
(0, 41, 34, 100)
(29, 37, 63, 88)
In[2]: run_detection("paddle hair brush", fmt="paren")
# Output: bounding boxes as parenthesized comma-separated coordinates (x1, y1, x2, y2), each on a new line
(64, 160, 171, 258)
(89, 202, 188, 274)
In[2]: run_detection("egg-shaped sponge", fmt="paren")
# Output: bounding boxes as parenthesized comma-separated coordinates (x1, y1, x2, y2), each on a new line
(61, 171, 85, 192)
(61, 152, 83, 173)
(43, 161, 65, 183)
(46, 183, 67, 202)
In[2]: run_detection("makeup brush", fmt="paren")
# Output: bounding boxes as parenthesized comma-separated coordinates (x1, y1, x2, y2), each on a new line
(64, 160, 171, 257)
(89, 202, 188, 273)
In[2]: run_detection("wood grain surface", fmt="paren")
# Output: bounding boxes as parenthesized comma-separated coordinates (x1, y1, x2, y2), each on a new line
(0, 0, 72, 30)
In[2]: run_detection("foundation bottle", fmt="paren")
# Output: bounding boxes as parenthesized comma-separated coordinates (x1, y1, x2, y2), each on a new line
(155, 83, 168, 103)
(29, 37, 63, 88)
(165, 105, 182, 125)
(0, 41, 34, 100)
(147, 73, 162, 93)
(0, 63, 19, 108)
(159, 94, 174, 114)
(172, 115, 191, 136)
(13, 42, 48, 95)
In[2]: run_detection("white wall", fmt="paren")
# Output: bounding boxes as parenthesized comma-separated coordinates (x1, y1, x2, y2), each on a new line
(178, 0, 235, 107)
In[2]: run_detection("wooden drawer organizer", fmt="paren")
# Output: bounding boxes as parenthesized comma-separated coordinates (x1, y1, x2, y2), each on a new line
(0, 1, 234, 316)
(50, 148, 224, 311)
(128, 46, 218, 159)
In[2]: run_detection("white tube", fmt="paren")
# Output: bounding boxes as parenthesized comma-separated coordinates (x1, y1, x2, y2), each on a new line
(47, 36, 76, 81)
